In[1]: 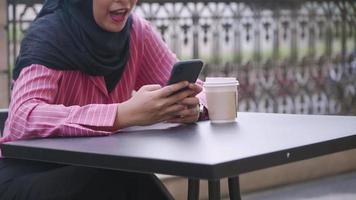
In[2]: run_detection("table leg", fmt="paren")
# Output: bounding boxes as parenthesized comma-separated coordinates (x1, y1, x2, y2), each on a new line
(208, 179, 221, 200)
(188, 178, 200, 200)
(228, 176, 241, 200)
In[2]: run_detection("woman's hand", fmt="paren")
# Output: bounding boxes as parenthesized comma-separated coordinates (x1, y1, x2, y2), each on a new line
(167, 83, 203, 124)
(114, 81, 196, 129)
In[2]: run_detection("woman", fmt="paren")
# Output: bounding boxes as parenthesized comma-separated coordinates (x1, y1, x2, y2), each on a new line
(0, 0, 207, 199)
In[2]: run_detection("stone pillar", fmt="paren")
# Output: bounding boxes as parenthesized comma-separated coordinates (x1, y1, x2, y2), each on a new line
(0, 0, 9, 108)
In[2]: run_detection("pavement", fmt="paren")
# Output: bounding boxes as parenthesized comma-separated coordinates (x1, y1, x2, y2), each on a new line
(240, 171, 356, 200)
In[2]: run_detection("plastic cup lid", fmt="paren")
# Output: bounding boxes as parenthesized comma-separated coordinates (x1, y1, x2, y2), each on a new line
(204, 77, 239, 87)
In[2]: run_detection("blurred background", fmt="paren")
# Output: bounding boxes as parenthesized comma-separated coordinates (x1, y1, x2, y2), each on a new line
(0, 0, 355, 199)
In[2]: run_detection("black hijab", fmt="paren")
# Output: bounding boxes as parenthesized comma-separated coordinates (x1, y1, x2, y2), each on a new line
(13, 0, 133, 93)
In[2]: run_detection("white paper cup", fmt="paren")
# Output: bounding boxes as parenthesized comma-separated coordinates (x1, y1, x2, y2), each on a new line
(204, 77, 239, 123)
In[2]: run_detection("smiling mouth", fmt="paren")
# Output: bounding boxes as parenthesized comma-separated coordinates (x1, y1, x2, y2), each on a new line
(109, 9, 129, 23)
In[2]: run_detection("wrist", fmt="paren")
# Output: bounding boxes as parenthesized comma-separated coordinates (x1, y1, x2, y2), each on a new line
(115, 102, 136, 129)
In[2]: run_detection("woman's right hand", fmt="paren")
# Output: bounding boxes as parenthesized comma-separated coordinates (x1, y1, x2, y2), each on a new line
(114, 81, 194, 129)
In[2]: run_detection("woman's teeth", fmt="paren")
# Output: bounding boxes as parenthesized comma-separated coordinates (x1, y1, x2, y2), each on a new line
(110, 9, 127, 16)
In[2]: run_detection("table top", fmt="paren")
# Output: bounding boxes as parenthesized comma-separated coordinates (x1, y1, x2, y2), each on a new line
(2, 112, 356, 179)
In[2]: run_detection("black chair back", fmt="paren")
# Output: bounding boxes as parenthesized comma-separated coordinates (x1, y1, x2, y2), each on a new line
(0, 109, 9, 137)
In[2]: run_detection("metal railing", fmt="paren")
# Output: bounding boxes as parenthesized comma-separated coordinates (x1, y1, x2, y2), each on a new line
(0, 108, 9, 136)
(6, 0, 356, 115)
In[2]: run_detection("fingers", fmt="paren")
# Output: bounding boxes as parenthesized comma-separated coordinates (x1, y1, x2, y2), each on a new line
(163, 104, 200, 124)
(161, 104, 186, 116)
(156, 104, 187, 123)
(176, 105, 199, 117)
(164, 89, 196, 106)
(141, 84, 162, 91)
(166, 114, 199, 124)
(187, 83, 203, 96)
(155, 88, 198, 112)
(166, 105, 199, 124)
(180, 97, 200, 107)
(157, 81, 189, 97)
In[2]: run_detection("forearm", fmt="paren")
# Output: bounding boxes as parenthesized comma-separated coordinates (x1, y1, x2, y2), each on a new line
(5, 100, 117, 141)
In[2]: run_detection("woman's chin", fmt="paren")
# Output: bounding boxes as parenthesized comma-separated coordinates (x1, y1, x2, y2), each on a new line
(99, 20, 127, 32)
(105, 23, 126, 32)
(109, 25, 126, 32)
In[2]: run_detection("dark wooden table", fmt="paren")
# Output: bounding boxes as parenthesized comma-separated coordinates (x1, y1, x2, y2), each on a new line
(2, 112, 356, 200)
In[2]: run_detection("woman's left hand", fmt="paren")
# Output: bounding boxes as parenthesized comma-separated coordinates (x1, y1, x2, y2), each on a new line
(167, 83, 202, 123)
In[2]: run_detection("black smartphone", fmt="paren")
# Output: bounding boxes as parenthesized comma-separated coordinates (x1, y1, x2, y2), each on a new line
(167, 59, 204, 86)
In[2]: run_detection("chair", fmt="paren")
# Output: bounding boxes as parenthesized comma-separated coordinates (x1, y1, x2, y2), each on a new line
(0, 109, 9, 137)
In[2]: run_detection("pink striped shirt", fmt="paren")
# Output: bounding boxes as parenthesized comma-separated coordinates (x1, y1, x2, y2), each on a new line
(0, 13, 206, 156)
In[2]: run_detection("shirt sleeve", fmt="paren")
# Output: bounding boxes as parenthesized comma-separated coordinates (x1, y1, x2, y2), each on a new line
(134, 19, 177, 89)
(1, 65, 116, 143)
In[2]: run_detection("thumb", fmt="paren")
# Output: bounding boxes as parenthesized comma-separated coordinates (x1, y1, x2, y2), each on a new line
(140, 84, 162, 92)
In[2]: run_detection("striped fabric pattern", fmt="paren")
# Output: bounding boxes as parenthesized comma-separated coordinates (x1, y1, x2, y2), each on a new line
(0, 13, 206, 156)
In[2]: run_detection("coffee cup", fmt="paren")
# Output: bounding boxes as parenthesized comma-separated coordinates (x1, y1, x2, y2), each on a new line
(203, 77, 239, 123)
